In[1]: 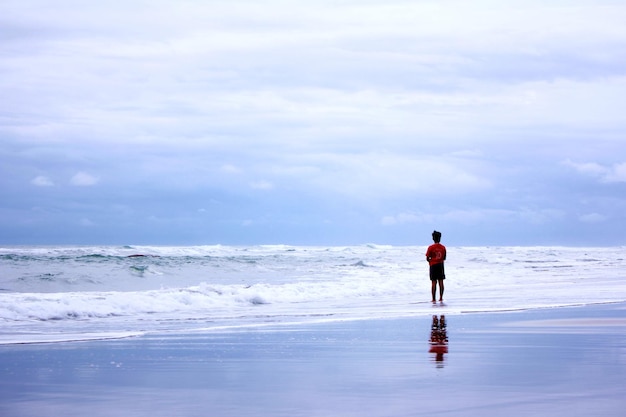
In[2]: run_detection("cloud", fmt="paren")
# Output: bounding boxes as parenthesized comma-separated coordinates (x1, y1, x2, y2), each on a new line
(382, 208, 564, 227)
(301, 152, 492, 201)
(79, 218, 95, 227)
(579, 213, 607, 223)
(563, 160, 607, 177)
(70, 172, 99, 186)
(221, 164, 242, 174)
(604, 163, 626, 183)
(2, 1, 626, 245)
(31, 176, 54, 187)
(518, 208, 566, 225)
(381, 212, 423, 226)
(564, 160, 626, 183)
(249, 180, 274, 190)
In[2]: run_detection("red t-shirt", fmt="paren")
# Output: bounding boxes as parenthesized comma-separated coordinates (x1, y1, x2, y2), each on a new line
(426, 243, 446, 266)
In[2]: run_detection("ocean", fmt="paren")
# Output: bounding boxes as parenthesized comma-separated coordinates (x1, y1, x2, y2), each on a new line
(1, 245, 625, 344)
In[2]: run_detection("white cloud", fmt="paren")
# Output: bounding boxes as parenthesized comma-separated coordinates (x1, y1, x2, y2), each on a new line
(579, 213, 607, 223)
(382, 213, 419, 226)
(382, 208, 564, 226)
(70, 172, 99, 186)
(79, 218, 95, 227)
(603, 162, 626, 183)
(249, 180, 274, 190)
(564, 160, 607, 176)
(518, 208, 565, 225)
(221, 164, 242, 174)
(304, 153, 492, 201)
(31, 176, 54, 187)
(564, 160, 626, 183)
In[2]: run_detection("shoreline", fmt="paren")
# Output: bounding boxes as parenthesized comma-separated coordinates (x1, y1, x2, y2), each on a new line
(3, 299, 625, 346)
(1, 302, 625, 416)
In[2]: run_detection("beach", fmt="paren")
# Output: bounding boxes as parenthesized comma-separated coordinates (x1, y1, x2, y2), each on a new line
(2, 302, 625, 417)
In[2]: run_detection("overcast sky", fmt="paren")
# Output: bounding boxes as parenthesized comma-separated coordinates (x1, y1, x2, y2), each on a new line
(2, 0, 626, 246)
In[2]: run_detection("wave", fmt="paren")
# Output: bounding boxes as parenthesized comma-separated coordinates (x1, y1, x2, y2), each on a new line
(0, 244, 406, 258)
(2, 245, 626, 342)
(0, 285, 255, 322)
(0, 275, 418, 323)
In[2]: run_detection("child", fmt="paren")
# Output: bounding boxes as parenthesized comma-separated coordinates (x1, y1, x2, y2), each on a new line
(425, 230, 446, 302)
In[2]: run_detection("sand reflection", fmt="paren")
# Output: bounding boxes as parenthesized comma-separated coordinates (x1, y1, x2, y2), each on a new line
(429, 315, 448, 367)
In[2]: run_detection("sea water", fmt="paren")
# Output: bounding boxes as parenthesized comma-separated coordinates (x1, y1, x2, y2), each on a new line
(1, 245, 625, 344)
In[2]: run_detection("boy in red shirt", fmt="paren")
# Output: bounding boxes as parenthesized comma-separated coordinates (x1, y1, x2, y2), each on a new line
(426, 230, 446, 303)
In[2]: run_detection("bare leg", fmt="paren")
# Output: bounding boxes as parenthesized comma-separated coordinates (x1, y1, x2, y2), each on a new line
(438, 279, 445, 301)
(431, 280, 437, 302)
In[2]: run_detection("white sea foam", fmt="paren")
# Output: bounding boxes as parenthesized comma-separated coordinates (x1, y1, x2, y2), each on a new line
(0, 245, 625, 344)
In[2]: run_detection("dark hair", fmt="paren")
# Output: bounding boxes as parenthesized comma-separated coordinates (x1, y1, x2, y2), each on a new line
(432, 230, 442, 242)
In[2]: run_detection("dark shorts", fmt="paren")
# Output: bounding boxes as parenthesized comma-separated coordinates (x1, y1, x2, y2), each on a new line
(429, 263, 445, 281)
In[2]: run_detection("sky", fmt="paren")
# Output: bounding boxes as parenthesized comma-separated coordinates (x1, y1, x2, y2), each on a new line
(1, 0, 626, 246)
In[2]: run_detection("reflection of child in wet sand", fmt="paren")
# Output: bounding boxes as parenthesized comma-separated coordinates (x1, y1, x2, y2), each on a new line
(426, 230, 447, 302)
(429, 315, 448, 364)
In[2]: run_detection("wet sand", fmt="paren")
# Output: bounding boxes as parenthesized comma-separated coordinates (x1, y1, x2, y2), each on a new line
(1, 303, 625, 417)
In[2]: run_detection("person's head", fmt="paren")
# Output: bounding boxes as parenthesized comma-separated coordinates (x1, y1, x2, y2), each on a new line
(432, 230, 442, 243)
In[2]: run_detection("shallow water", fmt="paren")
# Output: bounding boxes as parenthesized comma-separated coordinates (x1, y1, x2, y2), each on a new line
(1, 304, 625, 417)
